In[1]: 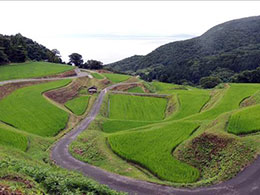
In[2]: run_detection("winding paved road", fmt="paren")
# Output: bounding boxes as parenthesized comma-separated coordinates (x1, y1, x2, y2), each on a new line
(50, 81, 260, 195)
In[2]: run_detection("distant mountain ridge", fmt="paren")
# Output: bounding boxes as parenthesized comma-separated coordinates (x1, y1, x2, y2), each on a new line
(106, 16, 260, 84)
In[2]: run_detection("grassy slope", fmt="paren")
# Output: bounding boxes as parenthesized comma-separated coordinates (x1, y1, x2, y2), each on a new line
(190, 83, 260, 120)
(108, 121, 200, 183)
(103, 73, 131, 83)
(0, 146, 121, 195)
(0, 61, 74, 81)
(65, 96, 90, 116)
(0, 123, 27, 151)
(109, 94, 167, 121)
(0, 80, 71, 137)
(228, 104, 260, 134)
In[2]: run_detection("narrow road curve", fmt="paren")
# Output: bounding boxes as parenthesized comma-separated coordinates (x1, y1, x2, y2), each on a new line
(51, 82, 260, 195)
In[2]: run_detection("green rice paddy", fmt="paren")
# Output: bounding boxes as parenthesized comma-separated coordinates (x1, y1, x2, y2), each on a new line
(103, 73, 131, 83)
(108, 94, 167, 121)
(0, 80, 71, 137)
(65, 96, 90, 116)
(0, 61, 74, 81)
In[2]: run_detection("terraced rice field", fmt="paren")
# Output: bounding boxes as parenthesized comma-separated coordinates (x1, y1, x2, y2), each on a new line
(190, 84, 260, 120)
(91, 73, 104, 79)
(65, 96, 90, 116)
(108, 94, 167, 121)
(0, 80, 71, 137)
(102, 120, 153, 133)
(228, 104, 260, 135)
(0, 123, 27, 151)
(0, 61, 74, 81)
(127, 86, 144, 93)
(170, 90, 210, 120)
(103, 73, 130, 83)
(108, 121, 200, 183)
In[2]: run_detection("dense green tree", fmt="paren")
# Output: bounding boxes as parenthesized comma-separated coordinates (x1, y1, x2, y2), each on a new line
(68, 53, 83, 66)
(86, 59, 103, 69)
(200, 76, 222, 89)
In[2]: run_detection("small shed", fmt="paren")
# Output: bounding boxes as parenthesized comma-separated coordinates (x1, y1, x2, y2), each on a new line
(88, 86, 97, 94)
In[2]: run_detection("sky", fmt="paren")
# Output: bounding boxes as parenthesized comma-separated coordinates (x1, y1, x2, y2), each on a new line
(0, 1, 260, 64)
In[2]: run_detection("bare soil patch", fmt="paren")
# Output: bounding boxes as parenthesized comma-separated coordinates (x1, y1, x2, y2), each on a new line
(45, 77, 89, 104)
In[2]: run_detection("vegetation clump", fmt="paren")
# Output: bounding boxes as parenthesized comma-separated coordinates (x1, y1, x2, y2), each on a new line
(175, 132, 254, 183)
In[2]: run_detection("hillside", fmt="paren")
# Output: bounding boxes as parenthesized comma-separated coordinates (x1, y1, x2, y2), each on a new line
(0, 33, 62, 65)
(106, 16, 260, 84)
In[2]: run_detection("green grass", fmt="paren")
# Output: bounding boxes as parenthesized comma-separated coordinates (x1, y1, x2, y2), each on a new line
(108, 121, 200, 183)
(65, 96, 90, 116)
(0, 80, 71, 137)
(190, 83, 260, 120)
(91, 72, 104, 79)
(170, 90, 210, 120)
(103, 73, 131, 83)
(151, 81, 180, 92)
(102, 120, 153, 133)
(127, 86, 144, 93)
(109, 94, 167, 121)
(0, 61, 74, 81)
(0, 123, 27, 151)
(228, 104, 260, 135)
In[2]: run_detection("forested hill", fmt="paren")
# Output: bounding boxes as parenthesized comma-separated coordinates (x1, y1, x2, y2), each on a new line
(0, 33, 62, 65)
(106, 16, 260, 85)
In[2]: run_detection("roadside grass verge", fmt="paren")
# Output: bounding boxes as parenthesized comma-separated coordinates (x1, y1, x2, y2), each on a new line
(0, 149, 122, 195)
(65, 96, 90, 116)
(0, 80, 71, 137)
(0, 123, 27, 151)
(103, 73, 131, 83)
(0, 61, 74, 81)
(228, 104, 260, 135)
(108, 94, 167, 121)
(108, 121, 200, 183)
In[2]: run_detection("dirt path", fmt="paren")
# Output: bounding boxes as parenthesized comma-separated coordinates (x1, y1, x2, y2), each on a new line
(51, 82, 260, 195)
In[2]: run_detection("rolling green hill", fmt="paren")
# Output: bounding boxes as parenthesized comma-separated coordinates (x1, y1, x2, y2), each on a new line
(107, 16, 260, 85)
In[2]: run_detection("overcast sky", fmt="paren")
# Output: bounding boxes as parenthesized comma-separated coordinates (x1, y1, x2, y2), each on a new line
(1, 1, 260, 63)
